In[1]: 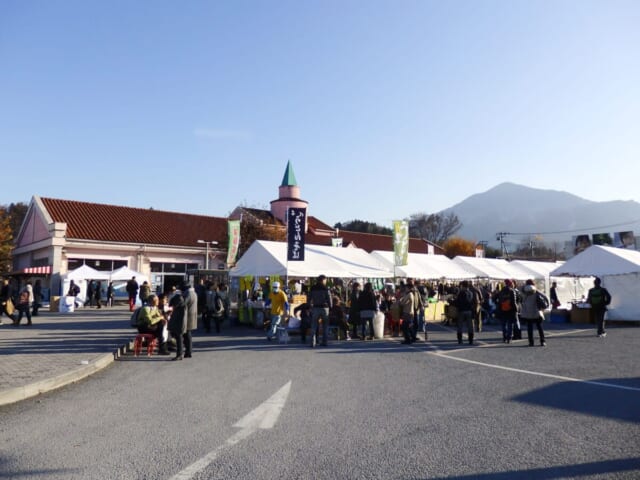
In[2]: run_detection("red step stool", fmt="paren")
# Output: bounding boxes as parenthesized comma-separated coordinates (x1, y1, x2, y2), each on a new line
(133, 334, 157, 356)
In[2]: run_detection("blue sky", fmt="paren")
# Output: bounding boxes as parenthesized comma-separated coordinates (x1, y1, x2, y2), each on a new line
(1, 0, 639, 227)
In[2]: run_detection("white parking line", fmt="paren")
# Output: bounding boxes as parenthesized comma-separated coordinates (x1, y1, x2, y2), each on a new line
(428, 352, 640, 392)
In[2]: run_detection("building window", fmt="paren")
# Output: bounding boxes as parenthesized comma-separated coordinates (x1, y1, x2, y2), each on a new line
(67, 258, 129, 271)
(150, 262, 199, 273)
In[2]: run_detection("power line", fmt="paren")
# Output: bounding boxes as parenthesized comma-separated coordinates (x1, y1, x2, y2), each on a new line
(501, 218, 640, 237)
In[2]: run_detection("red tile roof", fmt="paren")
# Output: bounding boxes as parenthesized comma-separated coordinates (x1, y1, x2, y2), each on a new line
(41, 198, 228, 247)
(308, 216, 334, 231)
(307, 230, 433, 254)
(41, 198, 443, 255)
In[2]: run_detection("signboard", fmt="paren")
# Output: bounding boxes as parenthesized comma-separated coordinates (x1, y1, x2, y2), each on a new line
(393, 220, 409, 266)
(287, 207, 306, 261)
(592, 233, 612, 246)
(331, 238, 343, 247)
(614, 231, 636, 249)
(573, 234, 591, 255)
(226, 220, 241, 265)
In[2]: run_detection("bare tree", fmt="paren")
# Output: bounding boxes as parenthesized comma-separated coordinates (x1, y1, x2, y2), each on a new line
(408, 212, 462, 245)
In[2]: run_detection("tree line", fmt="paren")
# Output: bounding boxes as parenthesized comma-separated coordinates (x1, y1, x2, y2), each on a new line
(0, 202, 28, 274)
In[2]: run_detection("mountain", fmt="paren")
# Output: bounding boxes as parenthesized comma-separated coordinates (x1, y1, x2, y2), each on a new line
(440, 183, 640, 249)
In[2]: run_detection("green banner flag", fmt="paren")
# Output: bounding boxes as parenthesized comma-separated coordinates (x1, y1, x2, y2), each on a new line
(393, 220, 409, 266)
(226, 220, 241, 265)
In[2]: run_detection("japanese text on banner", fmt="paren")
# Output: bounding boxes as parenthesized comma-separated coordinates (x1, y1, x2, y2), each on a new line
(287, 208, 306, 261)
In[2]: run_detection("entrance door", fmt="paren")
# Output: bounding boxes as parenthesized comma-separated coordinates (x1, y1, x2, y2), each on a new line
(162, 275, 185, 293)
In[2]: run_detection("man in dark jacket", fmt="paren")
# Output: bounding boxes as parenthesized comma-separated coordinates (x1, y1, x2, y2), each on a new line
(494, 280, 518, 343)
(308, 275, 332, 347)
(348, 282, 361, 340)
(126, 276, 139, 312)
(587, 277, 612, 337)
(453, 281, 475, 345)
(1, 279, 15, 324)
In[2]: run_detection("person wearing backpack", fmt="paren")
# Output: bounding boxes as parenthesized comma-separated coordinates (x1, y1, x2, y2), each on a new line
(587, 277, 612, 337)
(137, 294, 170, 355)
(453, 281, 475, 345)
(205, 283, 225, 334)
(520, 279, 547, 347)
(494, 279, 518, 343)
(14, 281, 34, 326)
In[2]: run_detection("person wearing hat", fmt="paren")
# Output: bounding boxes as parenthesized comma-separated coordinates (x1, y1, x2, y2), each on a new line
(180, 281, 198, 358)
(266, 281, 289, 341)
(520, 279, 547, 347)
(308, 275, 332, 347)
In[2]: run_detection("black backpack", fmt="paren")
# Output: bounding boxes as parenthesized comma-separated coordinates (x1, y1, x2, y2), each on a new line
(589, 287, 611, 308)
(457, 289, 474, 311)
(535, 291, 550, 310)
(130, 307, 143, 327)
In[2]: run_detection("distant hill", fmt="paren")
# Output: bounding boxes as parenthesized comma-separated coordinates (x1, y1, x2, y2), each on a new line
(440, 183, 640, 250)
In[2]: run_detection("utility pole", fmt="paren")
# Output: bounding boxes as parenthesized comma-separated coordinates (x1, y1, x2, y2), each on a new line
(496, 232, 511, 260)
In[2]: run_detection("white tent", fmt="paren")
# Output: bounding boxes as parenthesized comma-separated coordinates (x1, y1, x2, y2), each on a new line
(230, 240, 394, 278)
(512, 259, 591, 304)
(65, 265, 110, 281)
(550, 245, 640, 321)
(60, 265, 110, 303)
(109, 266, 148, 283)
(550, 245, 640, 278)
(452, 256, 531, 281)
(510, 260, 563, 279)
(370, 251, 475, 280)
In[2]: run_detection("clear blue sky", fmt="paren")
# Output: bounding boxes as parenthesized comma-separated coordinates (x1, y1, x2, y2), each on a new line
(1, 0, 639, 227)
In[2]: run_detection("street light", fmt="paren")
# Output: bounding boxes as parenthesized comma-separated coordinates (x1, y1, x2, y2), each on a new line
(197, 240, 219, 270)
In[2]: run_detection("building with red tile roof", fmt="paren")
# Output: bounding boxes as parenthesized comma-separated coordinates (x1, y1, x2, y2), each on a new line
(13, 196, 229, 296)
(12, 162, 442, 297)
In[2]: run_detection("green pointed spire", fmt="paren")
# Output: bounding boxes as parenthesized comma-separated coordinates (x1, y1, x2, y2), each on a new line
(280, 160, 298, 186)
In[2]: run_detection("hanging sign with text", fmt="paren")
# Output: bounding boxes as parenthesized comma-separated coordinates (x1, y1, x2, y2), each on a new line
(287, 208, 306, 261)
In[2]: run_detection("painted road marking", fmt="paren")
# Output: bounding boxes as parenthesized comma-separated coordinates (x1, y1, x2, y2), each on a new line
(391, 325, 638, 392)
(429, 352, 640, 392)
(168, 380, 292, 480)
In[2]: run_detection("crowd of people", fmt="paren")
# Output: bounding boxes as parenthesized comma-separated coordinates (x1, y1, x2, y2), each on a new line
(130, 278, 231, 360)
(245, 274, 613, 348)
(0, 278, 41, 326)
(1, 273, 613, 354)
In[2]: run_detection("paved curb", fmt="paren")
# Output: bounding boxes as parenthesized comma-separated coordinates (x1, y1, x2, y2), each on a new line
(0, 343, 129, 407)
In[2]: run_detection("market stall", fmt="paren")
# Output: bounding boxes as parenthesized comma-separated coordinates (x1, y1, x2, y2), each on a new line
(550, 245, 640, 321)
(230, 240, 394, 279)
(370, 251, 476, 280)
(230, 240, 394, 327)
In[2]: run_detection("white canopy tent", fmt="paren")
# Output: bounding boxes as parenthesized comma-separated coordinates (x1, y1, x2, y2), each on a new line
(511, 260, 593, 307)
(230, 240, 394, 279)
(60, 265, 110, 303)
(109, 266, 150, 306)
(370, 251, 475, 280)
(109, 266, 149, 283)
(550, 245, 640, 321)
(512, 259, 590, 304)
(452, 256, 531, 281)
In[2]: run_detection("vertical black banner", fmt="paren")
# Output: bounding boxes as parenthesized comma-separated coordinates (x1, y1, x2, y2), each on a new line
(287, 207, 306, 261)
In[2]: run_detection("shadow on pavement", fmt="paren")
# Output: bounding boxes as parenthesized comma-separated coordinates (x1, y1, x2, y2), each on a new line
(511, 378, 640, 424)
(419, 457, 640, 480)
